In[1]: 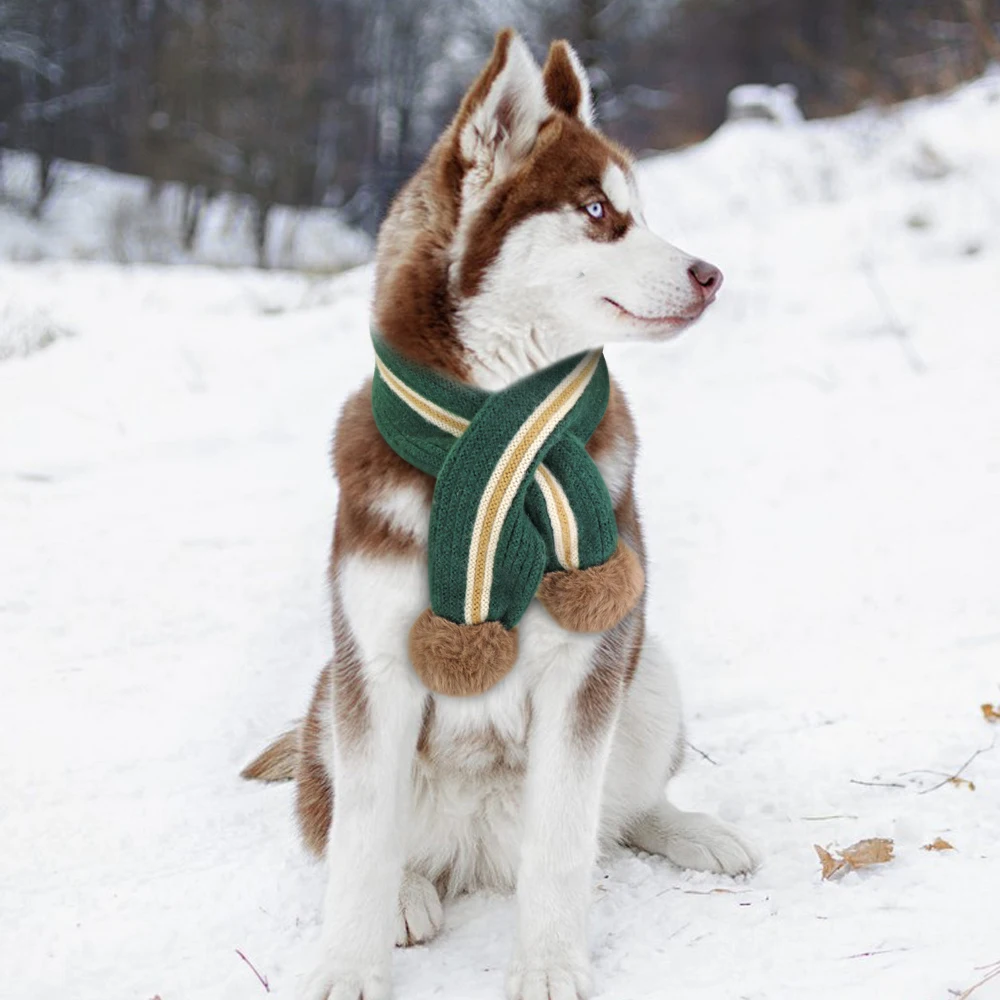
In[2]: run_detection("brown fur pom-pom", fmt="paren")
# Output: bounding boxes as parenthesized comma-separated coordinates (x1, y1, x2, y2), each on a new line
(409, 609, 519, 696)
(537, 540, 644, 633)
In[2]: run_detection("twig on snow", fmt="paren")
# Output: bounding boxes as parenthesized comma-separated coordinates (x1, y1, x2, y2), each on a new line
(841, 947, 909, 960)
(953, 958, 1000, 999)
(236, 949, 270, 993)
(861, 259, 927, 374)
(849, 778, 907, 789)
(918, 739, 995, 795)
(686, 741, 719, 766)
(680, 887, 751, 896)
(666, 921, 692, 941)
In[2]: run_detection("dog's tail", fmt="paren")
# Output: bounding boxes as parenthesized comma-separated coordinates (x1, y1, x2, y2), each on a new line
(241, 726, 299, 782)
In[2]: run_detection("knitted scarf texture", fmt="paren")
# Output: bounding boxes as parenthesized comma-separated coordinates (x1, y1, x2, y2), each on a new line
(370, 332, 643, 695)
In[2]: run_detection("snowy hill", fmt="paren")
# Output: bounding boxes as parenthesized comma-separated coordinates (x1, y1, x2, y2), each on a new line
(0, 150, 372, 271)
(2, 75, 1000, 1000)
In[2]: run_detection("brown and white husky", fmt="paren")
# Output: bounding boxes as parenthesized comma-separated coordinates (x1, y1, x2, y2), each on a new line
(245, 29, 759, 1000)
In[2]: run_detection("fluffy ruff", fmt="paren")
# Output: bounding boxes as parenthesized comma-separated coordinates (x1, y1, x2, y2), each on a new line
(409, 609, 520, 696)
(537, 540, 645, 632)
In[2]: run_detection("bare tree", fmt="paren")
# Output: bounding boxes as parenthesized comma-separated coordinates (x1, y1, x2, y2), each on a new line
(2, 0, 998, 260)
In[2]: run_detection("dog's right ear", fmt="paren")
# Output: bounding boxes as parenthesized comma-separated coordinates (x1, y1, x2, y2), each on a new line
(454, 29, 551, 181)
(542, 40, 595, 126)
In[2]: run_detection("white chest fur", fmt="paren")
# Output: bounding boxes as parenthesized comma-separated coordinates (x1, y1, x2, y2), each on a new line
(339, 503, 605, 894)
(335, 417, 632, 893)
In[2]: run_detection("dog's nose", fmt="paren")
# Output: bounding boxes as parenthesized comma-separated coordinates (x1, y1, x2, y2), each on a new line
(688, 260, 723, 302)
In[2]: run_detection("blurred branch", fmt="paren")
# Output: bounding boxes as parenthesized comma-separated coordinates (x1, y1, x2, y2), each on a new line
(2, 0, 998, 260)
(962, 0, 1000, 62)
(19, 84, 115, 123)
(782, 30, 882, 103)
(0, 36, 64, 82)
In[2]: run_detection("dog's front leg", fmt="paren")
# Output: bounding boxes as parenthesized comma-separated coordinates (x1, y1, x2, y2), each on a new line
(508, 651, 624, 1000)
(302, 662, 425, 1000)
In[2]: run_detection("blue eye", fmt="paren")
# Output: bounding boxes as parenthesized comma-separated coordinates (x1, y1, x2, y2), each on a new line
(584, 202, 605, 220)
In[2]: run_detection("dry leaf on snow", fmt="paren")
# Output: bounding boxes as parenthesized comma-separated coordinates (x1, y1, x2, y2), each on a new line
(815, 838, 895, 880)
(814, 844, 845, 879)
(840, 837, 895, 867)
(981, 703, 1000, 723)
(948, 776, 976, 791)
(922, 837, 955, 851)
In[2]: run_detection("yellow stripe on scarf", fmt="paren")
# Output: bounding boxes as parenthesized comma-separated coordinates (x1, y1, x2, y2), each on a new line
(466, 351, 600, 624)
(536, 464, 579, 571)
(375, 356, 469, 436)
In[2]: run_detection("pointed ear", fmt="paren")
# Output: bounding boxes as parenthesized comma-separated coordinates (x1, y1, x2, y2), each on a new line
(542, 40, 595, 126)
(455, 29, 551, 176)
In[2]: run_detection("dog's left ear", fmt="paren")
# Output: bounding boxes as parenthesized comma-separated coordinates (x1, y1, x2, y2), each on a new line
(542, 40, 595, 127)
(457, 30, 551, 178)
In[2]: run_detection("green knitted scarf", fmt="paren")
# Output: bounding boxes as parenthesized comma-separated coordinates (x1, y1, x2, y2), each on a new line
(370, 332, 643, 696)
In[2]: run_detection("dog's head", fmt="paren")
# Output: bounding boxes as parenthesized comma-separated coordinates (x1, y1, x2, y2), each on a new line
(375, 30, 721, 385)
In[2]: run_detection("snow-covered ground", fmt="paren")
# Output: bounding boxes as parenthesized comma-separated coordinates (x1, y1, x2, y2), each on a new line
(3, 75, 1000, 1000)
(0, 150, 371, 271)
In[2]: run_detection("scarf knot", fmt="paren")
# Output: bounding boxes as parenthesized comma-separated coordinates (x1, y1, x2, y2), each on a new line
(371, 333, 644, 695)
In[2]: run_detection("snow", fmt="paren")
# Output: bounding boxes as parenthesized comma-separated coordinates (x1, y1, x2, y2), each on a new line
(726, 83, 804, 125)
(3, 74, 1000, 1000)
(0, 150, 372, 271)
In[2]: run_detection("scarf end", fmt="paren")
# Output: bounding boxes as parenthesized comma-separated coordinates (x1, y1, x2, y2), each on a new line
(409, 609, 519, 697)
(537, 540, 645, 633)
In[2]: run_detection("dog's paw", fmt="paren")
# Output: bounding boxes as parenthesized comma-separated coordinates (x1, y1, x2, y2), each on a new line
(299, 960, 391, 1000)
(659, 811, 761, 876)
(395, 869, 443, 947)
(506, 949, 592, 1000)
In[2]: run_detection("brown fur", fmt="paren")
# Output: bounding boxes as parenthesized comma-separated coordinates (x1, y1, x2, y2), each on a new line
(330, 590, 370, 747)
(571, 490, 647, 744)
(609, 484, 648, 689)
(296, 663, 335, 856)
(292, 587, 371, 857)
(409, 609, 519, 697)
(370, 32, 519, 377)
(245, 31, 656, 868)
(458, 115, 634, 297)
(373, 30, 633, 379)
(415, 695, 436, 756)
(537, 540, 644, 633)
(542, 41, 585, 120)
(241, 728, 297, 782)
(453, 29, 518, 136)
(586, 377, 636, 471)
(252, 375, 645, 851)
(566, 388, 646, 739)
(573, 648, 623, 750)
(332, 384, 434, 560)
(612, 483, 644, 566)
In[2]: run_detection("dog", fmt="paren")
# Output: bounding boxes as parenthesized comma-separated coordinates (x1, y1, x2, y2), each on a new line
(244, 29, 760, 1000)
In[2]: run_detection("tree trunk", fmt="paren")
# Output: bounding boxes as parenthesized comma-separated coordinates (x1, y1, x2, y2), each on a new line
(844, 0, 879, 98)
(32, 151, 56, 218)
(253, 198, 271, 269)
(182, 185, 205, 251)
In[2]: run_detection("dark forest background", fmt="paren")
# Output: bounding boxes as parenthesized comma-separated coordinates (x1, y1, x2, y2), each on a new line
(2, 0, 998, 252)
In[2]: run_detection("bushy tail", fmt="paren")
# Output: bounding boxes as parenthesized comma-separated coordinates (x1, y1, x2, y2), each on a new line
(241, 726, 299, 782)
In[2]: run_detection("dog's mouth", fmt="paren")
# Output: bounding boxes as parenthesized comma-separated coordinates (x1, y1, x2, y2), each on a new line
(602, 297, 704, 332)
